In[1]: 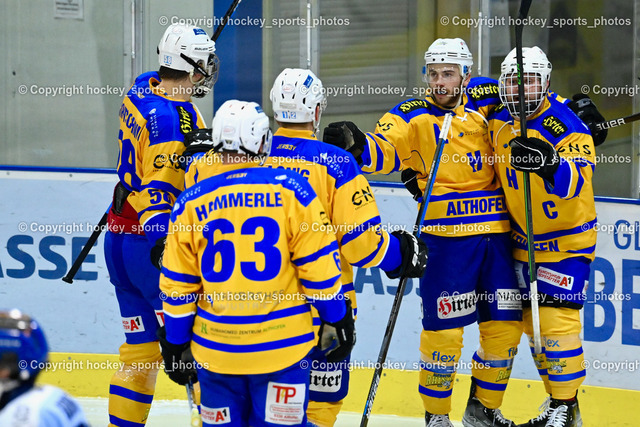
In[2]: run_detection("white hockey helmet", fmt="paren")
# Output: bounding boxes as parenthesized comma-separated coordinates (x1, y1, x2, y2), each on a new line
(270, 68, 327, 132)
(423, 38, 473, 82)
(211, 100, 273, 157)
(499, 46, 552, 119)
(158, 23, 218, 97)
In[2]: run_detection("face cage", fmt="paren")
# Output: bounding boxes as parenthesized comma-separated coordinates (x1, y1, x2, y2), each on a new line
(189, 53, 219, 98)
(498, 73, 547, 120)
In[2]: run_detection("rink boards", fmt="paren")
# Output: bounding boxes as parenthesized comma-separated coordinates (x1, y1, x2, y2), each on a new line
(1, 168, 638, 424)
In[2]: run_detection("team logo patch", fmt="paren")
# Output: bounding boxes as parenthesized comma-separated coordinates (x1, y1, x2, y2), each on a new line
(495, 289, 522, 310)
(541, 115, 567, 138)
(265, 382, 305, 425)
(437, 291, 477, 319)
(309, 370, 343, 393)
(201, 405, 231, 424)
(398, 99, 430, 114)
(537, 266, 574, 290)
(122, 316, 145, 333)
(176, 106, 194, 135)
(467, 83, 499, 101)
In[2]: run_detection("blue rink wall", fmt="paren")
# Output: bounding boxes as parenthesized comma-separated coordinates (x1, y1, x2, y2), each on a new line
(1, 168, 639, 423)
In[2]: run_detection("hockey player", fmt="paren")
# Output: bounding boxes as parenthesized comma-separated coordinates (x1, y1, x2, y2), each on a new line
(0, 309, 89, 426)
(159, 100, 355, 426)
(104, 23, 216, 426)
(323, 38, 523, 427)
(182, 69, 429, 427)
(489, 46, 595, 427)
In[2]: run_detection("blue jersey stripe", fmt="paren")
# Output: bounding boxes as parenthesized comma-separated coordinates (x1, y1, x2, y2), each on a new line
(340, 216, 381, 246)
(292, 241, 339, 267)
(511, 218, 596, 241)
(301, 274, 341, 290)
(423, 212, 509, 226)
(144, 180, 182, 197)
(161, 267, 201, 284)
(163, 293, 199, 306)
(429, 189, 505, 202)
(196, 304, 310, 325)
(193, 331, 315, 353)
(472, 353, 514, 368)
(545, 347, 584, 359)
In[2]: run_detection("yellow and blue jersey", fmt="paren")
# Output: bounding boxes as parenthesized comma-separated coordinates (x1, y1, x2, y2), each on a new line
(185, 128, 403, 315)
(160, 163, 345, 375)
(488, 96, 597, 263)
(361, 77, 510, 237)
(116, 71, 206, 242)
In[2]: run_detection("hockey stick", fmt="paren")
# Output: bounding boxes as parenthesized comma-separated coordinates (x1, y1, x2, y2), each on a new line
(515, 0, 543, 354)
(211, 0, 243, 42)
(61, 212, 107, 284)
(186, 380, 200, 427)
(360, 113, 453, 427)
(592, 111, 640, 132)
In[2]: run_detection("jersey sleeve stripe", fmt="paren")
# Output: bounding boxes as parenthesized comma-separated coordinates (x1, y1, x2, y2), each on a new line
(161, 267, 201, 284)
(339, 216, 382, 246)
(138, 203, 172, 216)
(193, 331, 315, 353)
(292, 241, 339, 267)
(196, 304, 310, 325)
(163, 293, 200, 306)
(300, 274, 341, 290)
(351, 232, 386, 267)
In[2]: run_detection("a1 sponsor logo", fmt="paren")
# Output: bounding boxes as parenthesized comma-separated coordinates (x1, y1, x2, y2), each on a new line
(122, 316, 145, 333)
(537, 266, 574, 290)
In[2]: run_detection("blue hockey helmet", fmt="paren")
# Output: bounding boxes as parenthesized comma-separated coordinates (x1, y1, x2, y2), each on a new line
(0, 309, 48, 381)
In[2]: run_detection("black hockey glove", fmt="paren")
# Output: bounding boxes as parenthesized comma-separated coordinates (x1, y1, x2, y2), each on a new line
(401, 168, 424, 202)
(322, 121, 366, 164)
(157, 326, 198, 386)
(318, 299, 356, 363)
(181, 128, 214, 168)
(567, 94, 607, 146)
(150, 237, 166, 271)
(385, 230, 428, 280)
(509, 136, 560, 183)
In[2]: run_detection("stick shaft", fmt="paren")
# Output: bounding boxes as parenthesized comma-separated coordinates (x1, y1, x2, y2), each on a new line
(360, 113, 453, 427)
(515, 0, 542, 354)
(211, 0, 243, 42)
(62, 212, 108, 284)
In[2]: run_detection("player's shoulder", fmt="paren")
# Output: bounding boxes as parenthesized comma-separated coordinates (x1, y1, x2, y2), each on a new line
(487, 103, 510, 123)
(465, 76, 500, 107)
(535, 97, 590, 142)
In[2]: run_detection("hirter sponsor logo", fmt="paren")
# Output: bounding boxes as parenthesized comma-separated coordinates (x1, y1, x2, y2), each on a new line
(437, 291, 477, 319)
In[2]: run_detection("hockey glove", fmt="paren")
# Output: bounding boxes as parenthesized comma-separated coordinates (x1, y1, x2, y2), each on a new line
(567, 94, 607, 146)
(509, 136, 560, 183)
(157, 326, 198, 386)
(401, 168, 424, 202)
(322, 121, 366, 164)
(318, 299, 356, 363)
(181, 128, 214, 168)
(150, 237, 166, 271)
(385, 230, 428, 280)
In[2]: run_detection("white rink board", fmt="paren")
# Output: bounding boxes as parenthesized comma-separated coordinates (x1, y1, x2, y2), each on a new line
(0, 170, 638, 390)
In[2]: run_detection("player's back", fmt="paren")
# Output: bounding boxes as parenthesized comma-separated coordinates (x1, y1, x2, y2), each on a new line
(0, 385, 88, 427)
(165, 164, 342, 375)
